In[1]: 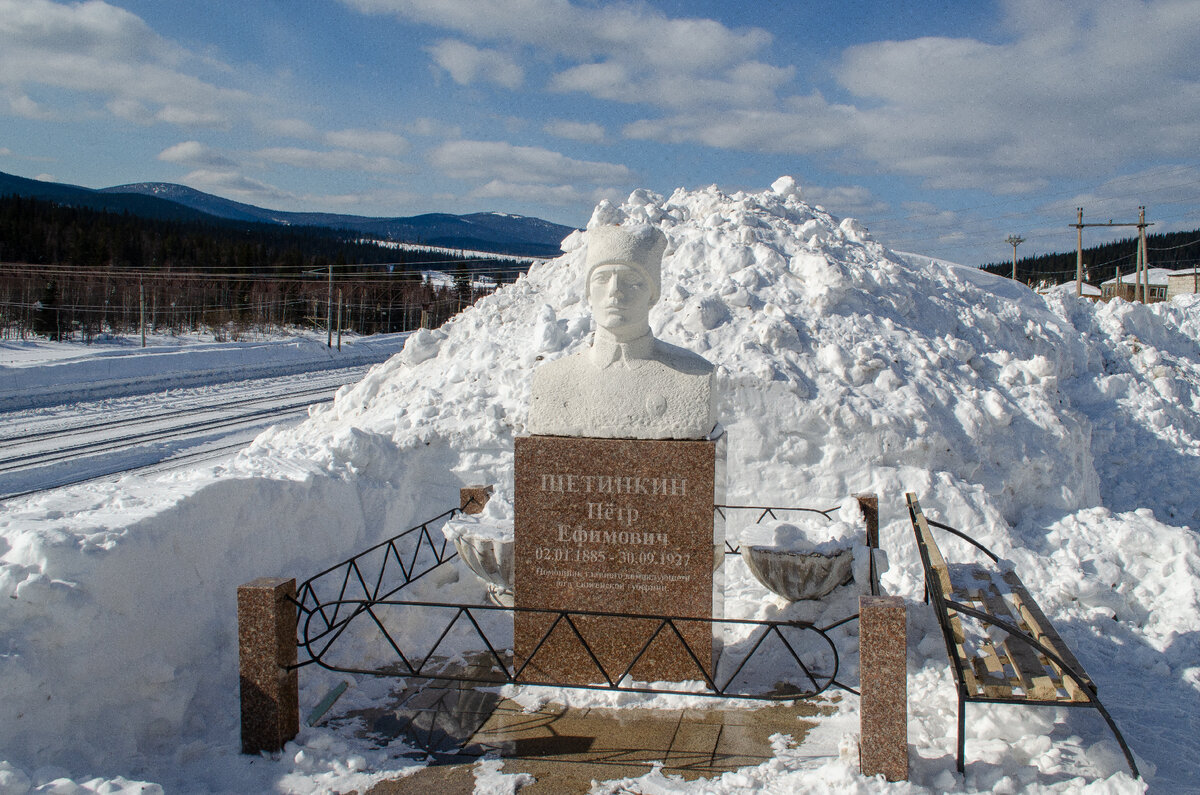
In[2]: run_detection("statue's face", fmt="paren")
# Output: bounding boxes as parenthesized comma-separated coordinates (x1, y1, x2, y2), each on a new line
(588, 262, 653, 338)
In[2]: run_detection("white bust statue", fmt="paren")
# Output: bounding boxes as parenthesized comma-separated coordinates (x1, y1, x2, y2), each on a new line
(527, 224, 716, 440)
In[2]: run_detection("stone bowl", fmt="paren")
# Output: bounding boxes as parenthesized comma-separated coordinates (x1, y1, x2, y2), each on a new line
(448, 527, 514, 607)
(740, 545, 854, 601)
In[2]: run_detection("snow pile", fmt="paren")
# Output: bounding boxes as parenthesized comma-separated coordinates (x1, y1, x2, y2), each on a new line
(1, 178, 1199, 791)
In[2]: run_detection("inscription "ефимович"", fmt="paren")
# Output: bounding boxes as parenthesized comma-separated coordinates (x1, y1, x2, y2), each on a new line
(557, 525, 670, 546)
(540, 474, 688, 497)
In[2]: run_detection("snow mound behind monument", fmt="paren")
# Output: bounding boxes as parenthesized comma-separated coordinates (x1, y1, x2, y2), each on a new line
(254, 179, 1128, 529)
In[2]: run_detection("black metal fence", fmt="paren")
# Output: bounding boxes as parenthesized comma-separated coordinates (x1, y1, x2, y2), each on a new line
(292, 501, 872, 701)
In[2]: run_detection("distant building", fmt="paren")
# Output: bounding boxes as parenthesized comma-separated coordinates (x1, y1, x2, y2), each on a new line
(1100, 268, 1178, 302)
(1167, 269, 1200, 299)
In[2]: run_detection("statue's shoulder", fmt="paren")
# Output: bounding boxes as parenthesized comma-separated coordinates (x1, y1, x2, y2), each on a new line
(532, 352, 589, 385)
(651, 339, 715, 377)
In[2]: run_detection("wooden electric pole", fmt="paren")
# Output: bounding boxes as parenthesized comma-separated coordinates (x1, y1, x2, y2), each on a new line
(1072, 209, 1154, 300)
(1076, 208, 1084, 296)
(1138, 206, 1148, 302)
(1005, 235, 1024, 281)
(326, 265, 333, 348)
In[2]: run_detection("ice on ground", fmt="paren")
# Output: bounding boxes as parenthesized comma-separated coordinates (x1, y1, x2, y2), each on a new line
(2, 179, 1199, 792)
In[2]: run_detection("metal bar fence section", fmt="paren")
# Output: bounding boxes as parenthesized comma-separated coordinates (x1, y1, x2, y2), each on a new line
(297, 599, 852, 700)
(292, 500, 869, 701)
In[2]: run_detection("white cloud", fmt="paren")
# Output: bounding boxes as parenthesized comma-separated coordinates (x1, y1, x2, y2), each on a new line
(158, 141, 236, 169)
(828, 1, 1200, 188)
(154, 105, 229, 128)
(623, 1, 1200, 194)
(623, 100, 856, 154)
(467, 179, 623, 211)
(470, 179, 587, 205)
(0, 147, 11, 156)
(253, 146, 410, 174)
(34, 173, 55, 182)
(342, 0, 766, 68)
(410, 117, 462, 138)
(259, 117, 320, 139)
(430, 139, 632, 185)
(0, 0, 252, 129)
(180, 168, 293, 203)
(551, 59, 792, 110)
(4, 87, 55, 120)
(543, 119, 605, 143)
(324, 128, 409, 155)
(301, 187, 421, 209)
(428, 39, 523, 89)
(802, 184, 889, 219)
(106, 98, 155, 125)
(343, 0, 776, 110)
(1039, 164, 1200, 220)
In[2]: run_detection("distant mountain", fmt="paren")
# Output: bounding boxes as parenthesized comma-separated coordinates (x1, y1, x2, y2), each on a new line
(98, 182, 291, 225)
(0, 171, 219, 224)
(100, 181, 576, 257)
(0, 171, 577, 257)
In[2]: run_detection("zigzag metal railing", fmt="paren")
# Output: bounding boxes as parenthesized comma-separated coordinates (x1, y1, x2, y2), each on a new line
(292, 501, 864, 700)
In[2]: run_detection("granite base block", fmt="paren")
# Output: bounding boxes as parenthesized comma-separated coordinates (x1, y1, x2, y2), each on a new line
(513, 435, 724, 685)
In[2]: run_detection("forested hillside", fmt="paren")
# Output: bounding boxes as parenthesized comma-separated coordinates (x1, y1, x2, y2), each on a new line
(0, 195, 532, 341)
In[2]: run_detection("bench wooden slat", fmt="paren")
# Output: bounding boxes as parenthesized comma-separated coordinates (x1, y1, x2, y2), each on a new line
(966, 575, 1060, 700)
(955, 642, 983, 695)
(911, 501, 953, 597)
(1000, 571, 1095, 696)
(969, 633, 1013, 698)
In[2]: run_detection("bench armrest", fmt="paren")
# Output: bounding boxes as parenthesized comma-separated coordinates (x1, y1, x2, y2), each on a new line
(924, 518, 1002, 564)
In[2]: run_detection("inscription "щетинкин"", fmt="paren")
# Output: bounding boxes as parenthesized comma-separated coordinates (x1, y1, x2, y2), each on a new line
(540, 474, 688, 497)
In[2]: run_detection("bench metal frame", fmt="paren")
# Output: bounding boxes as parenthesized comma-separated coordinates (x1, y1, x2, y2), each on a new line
(905, 493, 1138, 779)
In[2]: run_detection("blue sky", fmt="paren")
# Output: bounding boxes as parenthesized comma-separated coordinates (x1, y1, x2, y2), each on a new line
(1, 0, 1198, 267)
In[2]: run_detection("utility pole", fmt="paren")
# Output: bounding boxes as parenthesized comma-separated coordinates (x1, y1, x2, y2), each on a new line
(1005, 234, 1024, 282)
(1076, 208, 1084, 297)
(336, 288, 342, 352)
(139, 280, 146, 348)
(1071, 209, 1153, 301)
(1138, 206, 1148, 302)
(326, 264, 333, 348)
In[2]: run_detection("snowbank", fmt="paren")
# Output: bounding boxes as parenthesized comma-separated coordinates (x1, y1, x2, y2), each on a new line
(1, 179, 1198, 792)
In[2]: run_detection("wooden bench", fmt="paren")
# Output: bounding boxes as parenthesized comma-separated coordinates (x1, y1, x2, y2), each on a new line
(905, 493, 1138, 778)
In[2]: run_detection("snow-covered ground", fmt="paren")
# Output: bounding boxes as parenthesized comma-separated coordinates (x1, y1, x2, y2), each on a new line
(0, 330, 413, 499)
(1, 179, 1199, 793)
(0, 329, 411, 411)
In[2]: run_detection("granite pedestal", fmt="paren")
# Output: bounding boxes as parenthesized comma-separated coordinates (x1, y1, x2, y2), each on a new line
(238, 577, 299, 754)
(514, 435, 723, 685)
(859, 595, 908, 781)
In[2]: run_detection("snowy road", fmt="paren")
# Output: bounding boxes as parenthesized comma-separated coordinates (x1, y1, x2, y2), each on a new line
(0, 362, 370, 500)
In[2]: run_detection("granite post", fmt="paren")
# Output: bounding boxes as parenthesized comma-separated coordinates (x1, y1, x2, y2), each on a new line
(460, 484, 494, 515)
(854, 493, 880, 596)
(238, 577, 299, 755)
(859, 594, 908, 781)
